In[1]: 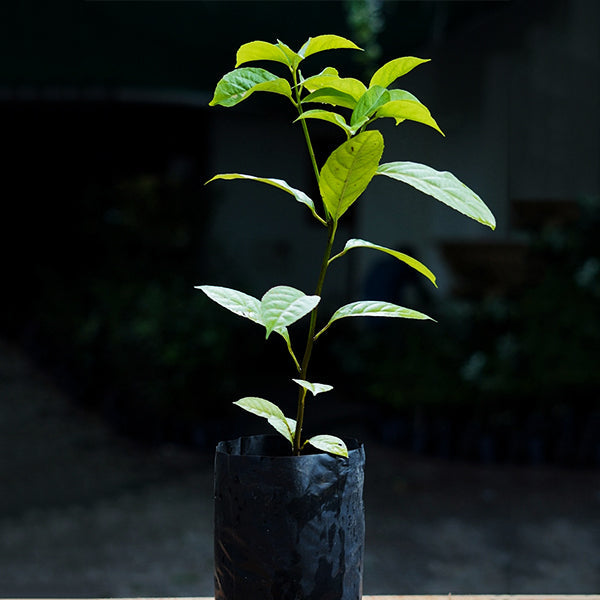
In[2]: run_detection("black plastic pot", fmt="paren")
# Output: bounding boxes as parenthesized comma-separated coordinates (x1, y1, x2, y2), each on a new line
(214, 434, 366, 600)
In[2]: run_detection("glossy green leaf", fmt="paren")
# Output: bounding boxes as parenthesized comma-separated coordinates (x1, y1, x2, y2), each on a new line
(302, 74, 367, 103)
(376, 100, 444, 135)
(319, 130, 384, 221)
(260, 286, 320, 338)
(299, 35, 362, 58)
(306, 434, 348, 457)
(196, 285, 261, 324)
(301, 88, 358, 110)
(209, 67, 292, 107)
(330, 238, 437, 287)
(369, 56, 430, 88)
(235, 41, 290, 67)
(350, 85, 390, 127)
(234, 397, 294, 445)
(316, 300, 434, 340)
(295, 110, 353, 137)
(292, 379, 334, 396)
(206, 173, 325, 224)
(377, 162, 496, 229)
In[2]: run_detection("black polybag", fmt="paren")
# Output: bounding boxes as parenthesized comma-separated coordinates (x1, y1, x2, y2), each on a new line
(214, 435, 366, 600)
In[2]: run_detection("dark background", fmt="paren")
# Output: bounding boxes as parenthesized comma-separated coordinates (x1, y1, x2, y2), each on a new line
(1, 1, 599, 594)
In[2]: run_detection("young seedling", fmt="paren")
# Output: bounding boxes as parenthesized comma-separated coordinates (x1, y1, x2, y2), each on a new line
(198, 35, 495, 457)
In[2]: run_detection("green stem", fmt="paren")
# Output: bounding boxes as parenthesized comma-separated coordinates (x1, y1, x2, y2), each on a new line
(292, 69, 321, 189)
(293, 219, 338, 454)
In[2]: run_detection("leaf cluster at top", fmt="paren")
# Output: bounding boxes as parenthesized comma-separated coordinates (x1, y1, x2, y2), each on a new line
(201, 34, 496, 457)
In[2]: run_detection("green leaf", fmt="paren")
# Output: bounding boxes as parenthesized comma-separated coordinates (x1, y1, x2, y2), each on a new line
(376, 100, 444, 135)
(388, 89, 420, 102)
(299, 34, 362, 58)
(196, 285, 261, 324)
(330, 238, 437, 287)
(369, 56, 430, 88)
(350, 85, 390, 127)
(316, 300, 434, 340)
(319, 130, 384, 221)
(260, 286, 320, 338)
(235, 40, 290, 67)
(301, 88, 358, 110)
(295, 110, 353, 137)
(206, 173, 325, 224)
(292, 379, 334, 396)
(196, 285, 294, 351)
(302, 74, 367, 103)
(306, 434, 348, 457)
(209, 67, 292, 107)
(234, 397, 294, 445)
(377, 162, 496, 230)
(275, 40, 303, 69)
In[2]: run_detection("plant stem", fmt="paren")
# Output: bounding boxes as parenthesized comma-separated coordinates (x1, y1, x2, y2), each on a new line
(292, 69, 321, 189)
(293, 219, 338, 454)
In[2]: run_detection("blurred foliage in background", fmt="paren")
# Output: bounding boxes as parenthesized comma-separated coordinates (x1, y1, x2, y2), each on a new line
(348, 196, 600, 464)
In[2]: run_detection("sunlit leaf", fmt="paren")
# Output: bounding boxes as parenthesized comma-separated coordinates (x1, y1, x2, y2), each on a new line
(306, 434, 348, 457)
(235, 41, 290, 67)
(234, 397, 294, 445)
(275, 40, 303, 69)
(350, 85, 390, 127)
(196, 285, 294, 349)
(209, 67, 292, 107)
(369, 56, 430, 88)
(301, 88, 358, 110)
(315, 300, 434, 340)
(299, 35, 362, 58)
(206, 173, 324, 224)
(302, 74, 366, 102)
(196, 285, 261, 324)
(319, 130, 384, 221)
(292, 379, 334, 396)
(376, 100, 444, 135)
(329, 238, 437, 287)
(295, 109, 353, 137)
(377, 162, 496, 229)
(260, 286, 320, 338)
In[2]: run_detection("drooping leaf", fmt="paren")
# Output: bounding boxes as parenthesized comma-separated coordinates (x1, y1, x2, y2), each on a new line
(196, 285, 261, 324)
(234, 397, 294, 445)
(375, 100, 444, 135)
(377, 162, 496, 229)
(295, 110, 353, 137)
(206, 173, 325, 224)
(235, 41, 290, 67)
(301, 88, 358, 110)
(350, 85, 391, 127)
(306, 434, 348, 457)
(196, 285, 294, 350)
(316, 300, 434, 340)
(299, 35, 362, 58)
(209, 67, 292, 107)
(302, 74, 367, 103)
(319, 130, 384, 221)
(292, 379, 334, 396)
(369, 56, 430, 88)
(329, 238, 437, 287)
(259, 286, 320, 338)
